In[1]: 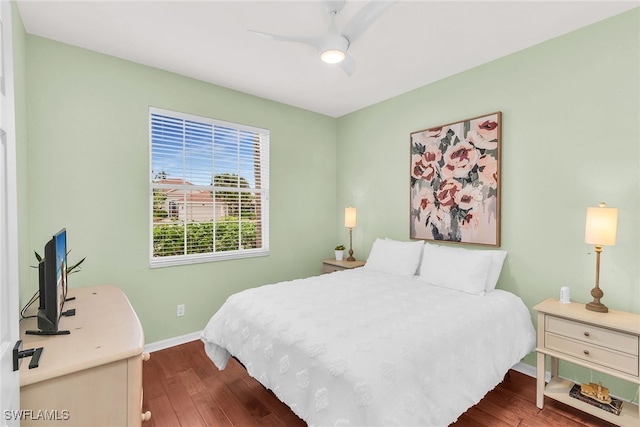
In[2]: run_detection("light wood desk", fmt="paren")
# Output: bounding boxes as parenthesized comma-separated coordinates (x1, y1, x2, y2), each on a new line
(19, 285, 150, 426)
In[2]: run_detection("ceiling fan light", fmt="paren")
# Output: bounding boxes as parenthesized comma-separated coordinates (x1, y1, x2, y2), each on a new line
(320, 49, 346, 64)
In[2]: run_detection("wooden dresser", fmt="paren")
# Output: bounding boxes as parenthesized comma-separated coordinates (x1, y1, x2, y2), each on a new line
(19, 285, 150, 426)
(534, 298, 639, 426)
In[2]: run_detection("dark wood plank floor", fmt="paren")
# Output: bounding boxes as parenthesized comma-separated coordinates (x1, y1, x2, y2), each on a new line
(142, 340, 616, 426)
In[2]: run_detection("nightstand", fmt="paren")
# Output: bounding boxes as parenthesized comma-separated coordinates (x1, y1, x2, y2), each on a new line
(322, 259, 365, 274)
(534, 298, 640, 426)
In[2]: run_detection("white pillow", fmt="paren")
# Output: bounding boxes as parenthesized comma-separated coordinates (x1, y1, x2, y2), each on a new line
(364, 238, 424, 276)
(418, 243, 493, 295)
(483, 249, 507, 291)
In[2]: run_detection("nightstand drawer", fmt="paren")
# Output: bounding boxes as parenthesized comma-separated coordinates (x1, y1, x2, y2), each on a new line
(547, 316, 639, 355)
(322, 264, 343, 274)
(546, 333, 639, 376)
(321, 259, 365, 274)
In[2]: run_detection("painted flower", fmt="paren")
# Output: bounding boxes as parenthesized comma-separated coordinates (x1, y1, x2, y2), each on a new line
(411, 142, 442, 183)
(454, 184, 482, 211)
(411, 154, 436, 183)
(440, 141, 479, 180)
(477, 154, 498, 189)
(428, 206, 452, 233)
(422, 142, 442, 164)
(411, 154, 425, 180)
(436, 180, 462, 212)
(427, 127, 443, 139)
(412, 128, 443, 146)
(412, 188, 450, 234)
(459, 212, 479, 230)
(468, 117, 499, 150)
(412, 187, 435, 214)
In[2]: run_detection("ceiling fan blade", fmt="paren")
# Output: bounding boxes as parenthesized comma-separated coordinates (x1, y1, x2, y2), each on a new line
(341, 0, 396, 44)
(339, 53, 356, 76)
(248, 30, 323, 50)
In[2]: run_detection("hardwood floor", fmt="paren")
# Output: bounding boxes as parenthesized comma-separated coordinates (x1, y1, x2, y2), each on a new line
(143, 340, 616, 426)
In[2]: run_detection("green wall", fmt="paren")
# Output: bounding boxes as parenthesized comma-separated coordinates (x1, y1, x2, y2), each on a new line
(12, 4, 639, 403)
(336, 9, 639, 401)
(11, 1, 30, 324)
(337, 9, 639, 314)
(20, 35, 338, 344)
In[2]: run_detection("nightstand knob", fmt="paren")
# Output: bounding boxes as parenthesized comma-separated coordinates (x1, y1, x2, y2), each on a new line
(583, 331, 590, 337)
(583, 350, 590, 355)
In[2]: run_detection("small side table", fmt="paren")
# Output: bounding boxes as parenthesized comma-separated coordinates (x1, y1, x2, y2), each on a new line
(534, 298, 639, 426)
(322, 259, 365, 274)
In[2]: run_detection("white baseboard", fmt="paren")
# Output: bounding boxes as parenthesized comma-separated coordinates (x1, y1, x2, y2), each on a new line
(512, 361, 551, 382)
(144, 330, 203, 353)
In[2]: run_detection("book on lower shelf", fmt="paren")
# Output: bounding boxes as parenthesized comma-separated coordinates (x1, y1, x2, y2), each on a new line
(569, 383, 623, 416)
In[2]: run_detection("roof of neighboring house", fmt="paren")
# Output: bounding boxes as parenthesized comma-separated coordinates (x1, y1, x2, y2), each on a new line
(184, 191, 215, 203)
(156, 179, 226, 204)
(156, 178, 193, 186)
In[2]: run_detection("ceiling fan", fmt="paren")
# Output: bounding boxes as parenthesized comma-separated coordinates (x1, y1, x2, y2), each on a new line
(249, 0, 396, 75)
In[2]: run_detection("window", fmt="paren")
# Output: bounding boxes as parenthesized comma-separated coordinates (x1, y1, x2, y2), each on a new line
(149, 107, 269, 267)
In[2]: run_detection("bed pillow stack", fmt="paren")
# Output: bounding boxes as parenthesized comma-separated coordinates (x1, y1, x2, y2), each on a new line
(363, 238, 507, 295)
(363, 238, 424, 276)
(417, 243, 507, 295)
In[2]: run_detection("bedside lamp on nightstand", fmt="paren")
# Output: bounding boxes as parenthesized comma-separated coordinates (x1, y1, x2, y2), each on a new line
(584, 202, 618, 313)
(344, 206, 357, 261)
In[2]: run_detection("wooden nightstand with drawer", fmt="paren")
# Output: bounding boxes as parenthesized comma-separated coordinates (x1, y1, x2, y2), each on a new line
(322, 259, 365, 274)
(534, 298, 640, 426)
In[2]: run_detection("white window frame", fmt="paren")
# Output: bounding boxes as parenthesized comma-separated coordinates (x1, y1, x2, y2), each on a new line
(149, 107, 269, 268)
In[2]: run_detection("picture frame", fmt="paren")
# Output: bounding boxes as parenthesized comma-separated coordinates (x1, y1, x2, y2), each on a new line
(410, 112, 501, 246)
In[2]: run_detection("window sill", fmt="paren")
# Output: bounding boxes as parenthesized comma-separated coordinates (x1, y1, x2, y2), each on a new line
(149, 249, 269, 268)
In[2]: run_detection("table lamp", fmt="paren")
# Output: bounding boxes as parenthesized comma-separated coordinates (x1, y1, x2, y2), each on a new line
(344, 206, 357, 261)
(584, 202, 618, 313)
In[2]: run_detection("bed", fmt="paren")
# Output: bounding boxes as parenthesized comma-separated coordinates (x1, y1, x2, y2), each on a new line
(201, 240, 536, 426)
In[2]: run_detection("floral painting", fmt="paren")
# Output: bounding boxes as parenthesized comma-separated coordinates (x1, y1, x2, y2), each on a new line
(410, 112, 501, 246)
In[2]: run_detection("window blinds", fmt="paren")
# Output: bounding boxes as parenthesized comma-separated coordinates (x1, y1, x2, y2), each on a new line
(149, 107, 269, 266)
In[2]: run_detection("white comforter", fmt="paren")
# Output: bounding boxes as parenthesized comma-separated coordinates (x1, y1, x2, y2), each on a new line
(201, 269, 535, 427)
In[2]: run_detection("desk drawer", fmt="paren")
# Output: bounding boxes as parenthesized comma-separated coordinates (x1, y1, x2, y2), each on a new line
(546, 333, 639, 376)
(546, 316, 639, 355)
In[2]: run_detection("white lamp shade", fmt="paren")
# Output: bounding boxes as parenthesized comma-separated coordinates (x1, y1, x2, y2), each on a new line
(585, 205, 618, 246)
(344, 207, 357, 228)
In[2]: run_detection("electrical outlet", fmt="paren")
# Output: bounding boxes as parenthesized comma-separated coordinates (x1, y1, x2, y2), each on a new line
(177, 304, 185, 317)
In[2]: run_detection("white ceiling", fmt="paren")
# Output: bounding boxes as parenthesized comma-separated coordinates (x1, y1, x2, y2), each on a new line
(16, 0, 639, 117)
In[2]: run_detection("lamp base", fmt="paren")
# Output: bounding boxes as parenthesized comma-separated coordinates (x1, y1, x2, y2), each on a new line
(585, 245, 610, 313)
(586, 301, 608, 313)
(347, 228, 355, 262)
(347, 248, 355, 262)
(586, 285, 608, 313)
(585, 279, 609, 313)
